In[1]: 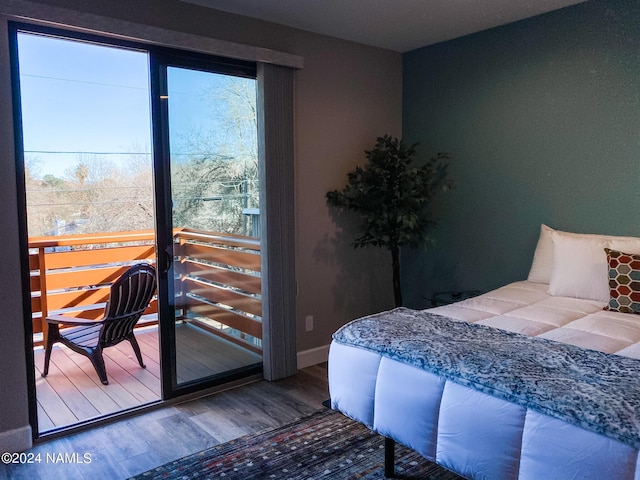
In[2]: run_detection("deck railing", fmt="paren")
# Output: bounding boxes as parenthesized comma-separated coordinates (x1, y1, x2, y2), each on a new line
(29, 229, 262, 352)
(173, 229, 262, 353)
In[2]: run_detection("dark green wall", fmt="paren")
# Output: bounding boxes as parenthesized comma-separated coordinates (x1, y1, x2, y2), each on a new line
(402, 0, 640, 308)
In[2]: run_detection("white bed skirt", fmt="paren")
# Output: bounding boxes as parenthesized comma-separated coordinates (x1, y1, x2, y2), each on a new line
(328, 341, 640, 480)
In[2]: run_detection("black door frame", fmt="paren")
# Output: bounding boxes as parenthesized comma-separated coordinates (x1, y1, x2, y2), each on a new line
(9, 22, 264, 439)
(149, 48, 262, 400)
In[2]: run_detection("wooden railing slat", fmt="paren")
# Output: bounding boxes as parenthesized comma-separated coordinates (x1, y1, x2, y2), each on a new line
(44, 246, 154, 270)
(46, 288, 111, 311)
(45, 266, 130, 291)
(179, 281, 262, 317)
(182, 302, 262, 339)
(42, 301, 158, 320)
(29, 229, 155, 248)
(183, 262, 261, 295)
(178, 228, 260, 251)
(176, 243, 261, 272)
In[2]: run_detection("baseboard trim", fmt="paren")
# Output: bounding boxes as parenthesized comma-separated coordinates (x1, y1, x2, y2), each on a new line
(297, 344, 330, 369)
(0, 425, 32, 453)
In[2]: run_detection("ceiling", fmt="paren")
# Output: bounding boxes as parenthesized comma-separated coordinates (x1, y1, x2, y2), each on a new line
(181, 0, 587, 52)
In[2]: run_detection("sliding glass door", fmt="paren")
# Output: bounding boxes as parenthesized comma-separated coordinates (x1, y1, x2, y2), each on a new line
(11, 23, 265, 435)
(151, 54, 263, 398)
(11, 26, 159, 434)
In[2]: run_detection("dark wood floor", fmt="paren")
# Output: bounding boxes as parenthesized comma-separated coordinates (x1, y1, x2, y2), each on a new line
(1, 363, 329, 479)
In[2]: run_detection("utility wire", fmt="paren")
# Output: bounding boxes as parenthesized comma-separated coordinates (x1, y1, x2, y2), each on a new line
(20, 73, 148, 91)
(24, 150, 253, 157)
(25, 150, 151, 155)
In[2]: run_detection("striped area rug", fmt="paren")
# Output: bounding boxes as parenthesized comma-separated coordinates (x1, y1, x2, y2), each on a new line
(130, 408, 464, 479)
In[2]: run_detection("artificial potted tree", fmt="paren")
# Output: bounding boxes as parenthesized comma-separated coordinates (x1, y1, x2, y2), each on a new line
(326, 135, 453, 307)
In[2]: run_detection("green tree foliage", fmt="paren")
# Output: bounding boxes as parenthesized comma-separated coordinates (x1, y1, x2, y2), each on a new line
(327, 135, 453, 306)
(42, 174, 64, 189)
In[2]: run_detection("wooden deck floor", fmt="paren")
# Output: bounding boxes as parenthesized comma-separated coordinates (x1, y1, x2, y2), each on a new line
(34, 324, 261, 432)
(174, 323, 261, 385)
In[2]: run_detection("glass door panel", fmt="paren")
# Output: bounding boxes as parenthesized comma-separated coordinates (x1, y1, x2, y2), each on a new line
(162, 64, 262, 391)
(13, 27, 159, 434)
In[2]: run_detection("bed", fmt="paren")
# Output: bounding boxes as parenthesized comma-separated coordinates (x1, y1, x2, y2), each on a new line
(328, 225, 640, 479)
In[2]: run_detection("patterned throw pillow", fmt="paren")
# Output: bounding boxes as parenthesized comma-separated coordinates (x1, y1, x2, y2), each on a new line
(604, 248, 640, 314)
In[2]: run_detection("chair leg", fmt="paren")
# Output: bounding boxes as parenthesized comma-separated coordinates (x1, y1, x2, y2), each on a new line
(89, 348, 109, 385)
(127, 334, 146, 369)
(42, 324, 59, 377)
(42, 341, 54, 377)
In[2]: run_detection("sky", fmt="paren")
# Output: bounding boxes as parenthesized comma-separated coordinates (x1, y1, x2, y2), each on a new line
(17, 32, 152, 176)
(16, 31, 252, 177)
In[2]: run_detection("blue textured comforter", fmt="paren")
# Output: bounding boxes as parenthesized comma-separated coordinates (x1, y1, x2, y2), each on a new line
(332, 308, 640, 448)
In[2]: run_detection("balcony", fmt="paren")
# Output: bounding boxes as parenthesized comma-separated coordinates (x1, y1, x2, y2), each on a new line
(30, 228, 262, 431)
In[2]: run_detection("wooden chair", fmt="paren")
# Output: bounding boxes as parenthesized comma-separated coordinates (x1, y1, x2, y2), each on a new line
(42, 263, 157, 385)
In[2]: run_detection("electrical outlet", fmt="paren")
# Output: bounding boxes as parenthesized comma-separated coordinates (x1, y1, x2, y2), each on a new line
(305, 315, 314, 332)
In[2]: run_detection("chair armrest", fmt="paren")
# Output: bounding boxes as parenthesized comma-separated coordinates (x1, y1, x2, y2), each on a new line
(45, 314, 103, 326)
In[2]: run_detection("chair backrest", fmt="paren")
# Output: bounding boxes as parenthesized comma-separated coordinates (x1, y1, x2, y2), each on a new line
(99, 263, 157, 348)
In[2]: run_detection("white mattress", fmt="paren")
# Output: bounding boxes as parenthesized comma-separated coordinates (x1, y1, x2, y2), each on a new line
(328, 281, 640, 480)
(431, 281, 640, 358)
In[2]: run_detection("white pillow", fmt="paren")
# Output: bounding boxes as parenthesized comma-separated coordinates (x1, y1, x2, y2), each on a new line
(609, 238, 640, 255)
(547, 231, 610, 302)
(527, 224, 640, 286)
(527, 224, 555, 284)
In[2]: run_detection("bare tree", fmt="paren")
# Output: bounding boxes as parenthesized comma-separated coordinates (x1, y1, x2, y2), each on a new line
(24, 75, 258, 239)
(25, 151, 153, 238)
(171, 75, 259, 236)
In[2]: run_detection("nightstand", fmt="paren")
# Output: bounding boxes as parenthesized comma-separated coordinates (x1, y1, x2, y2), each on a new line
(429, 290, 483, 307)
